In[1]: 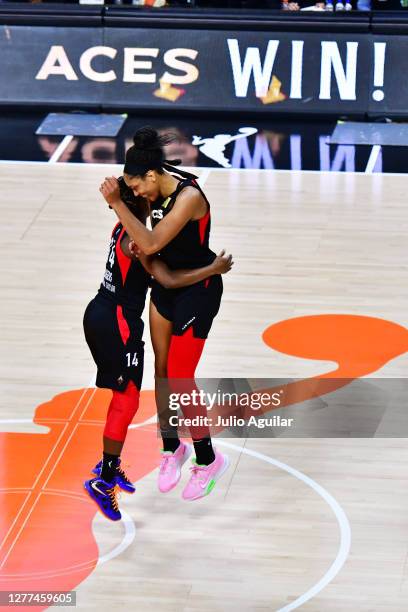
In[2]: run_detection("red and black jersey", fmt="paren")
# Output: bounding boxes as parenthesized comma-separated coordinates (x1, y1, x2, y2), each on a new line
(98, 222, 150, 316)
(150, 178, 216, 270)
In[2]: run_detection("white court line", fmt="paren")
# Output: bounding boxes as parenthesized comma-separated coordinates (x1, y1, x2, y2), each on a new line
(217, 441, 351, 612)
(365, 145, 382, 174)
(88, 372, 97, 387)
(97, 511, 136, 565)
(48, 135, 74, 164)
(0, 419, 34, 424)
(128, 414, 157, 429)
(197, 168, 211, 186)
(0, 159, 406, 177)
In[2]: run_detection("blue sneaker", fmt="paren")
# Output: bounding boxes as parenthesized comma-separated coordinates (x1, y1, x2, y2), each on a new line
(84, 477, 121, 521)
(92, 459, 136, 494)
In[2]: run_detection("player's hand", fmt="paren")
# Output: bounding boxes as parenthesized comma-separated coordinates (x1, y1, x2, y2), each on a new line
(211, 250, 234, 275)
(99, 176, 121, 207)
(129, 240, 141, 258)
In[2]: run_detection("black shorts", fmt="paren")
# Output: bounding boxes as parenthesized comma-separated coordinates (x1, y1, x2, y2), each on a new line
(150, 275, 223, 339)
(83, 294, 144, 391)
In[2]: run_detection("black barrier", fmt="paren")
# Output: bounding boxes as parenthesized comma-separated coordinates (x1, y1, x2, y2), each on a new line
(0, 4, 406, 116)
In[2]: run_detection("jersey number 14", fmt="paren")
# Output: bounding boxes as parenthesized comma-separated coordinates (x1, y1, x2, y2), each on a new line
(126, 352, 138, 367)
(108, 242, 116, 268)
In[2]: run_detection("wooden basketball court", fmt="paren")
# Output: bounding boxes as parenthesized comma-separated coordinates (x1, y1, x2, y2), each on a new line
(1, 162, 407, 611)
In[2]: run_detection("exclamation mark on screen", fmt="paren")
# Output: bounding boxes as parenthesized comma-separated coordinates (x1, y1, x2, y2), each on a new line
(373, 42, 386, 102)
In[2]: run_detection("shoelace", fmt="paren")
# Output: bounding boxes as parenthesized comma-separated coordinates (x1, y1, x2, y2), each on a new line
(189, 465, 208, 488)
(160, 455, 176, 474)
(106, 485, 121, 512)
(117, 463, 131, 484)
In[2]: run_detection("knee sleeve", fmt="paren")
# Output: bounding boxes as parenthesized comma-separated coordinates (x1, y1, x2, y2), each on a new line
(104, 380, 140, 442)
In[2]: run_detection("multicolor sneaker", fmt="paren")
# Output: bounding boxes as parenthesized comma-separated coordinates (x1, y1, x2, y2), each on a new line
(84, 477, 121, 521)
(92, 459, 135, 494)
(182, 450, 230, 501)
(158, 441, 192, 493)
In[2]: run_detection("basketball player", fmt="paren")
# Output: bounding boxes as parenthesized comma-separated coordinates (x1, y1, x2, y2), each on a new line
(99, 127, 231, 503)
(84, 177, 232, 520)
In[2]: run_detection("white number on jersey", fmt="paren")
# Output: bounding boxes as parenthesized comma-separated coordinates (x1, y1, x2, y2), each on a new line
(108, 240, 116, 268)
(126, 352, 139, 367)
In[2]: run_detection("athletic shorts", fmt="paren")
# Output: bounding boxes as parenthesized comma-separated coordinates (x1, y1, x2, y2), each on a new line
(150, 274, 223, 339)
(83, 294, 144, 391)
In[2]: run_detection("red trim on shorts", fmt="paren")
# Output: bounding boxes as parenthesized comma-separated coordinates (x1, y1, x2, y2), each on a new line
(116, 305, 130, 345)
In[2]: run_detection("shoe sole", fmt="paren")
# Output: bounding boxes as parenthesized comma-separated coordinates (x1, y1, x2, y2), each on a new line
(184, 453, 230, 501)
(158, 442, 193, 493)
(84, 481, 122, 522)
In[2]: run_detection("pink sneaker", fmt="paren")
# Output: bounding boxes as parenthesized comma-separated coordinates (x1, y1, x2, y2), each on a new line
(182, 449, 230, 501)
(158, 441, 192, 493)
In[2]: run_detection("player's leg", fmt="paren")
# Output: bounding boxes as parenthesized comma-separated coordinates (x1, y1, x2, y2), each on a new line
(150, 299, 193, 492)
(92, 379, 141, 493)
(149, 299, 174, 446)
(167, 328, 212, 460)
(85, 380, 141, 521)
(168, 276, 229, 500)
(83, 298, 143, 519)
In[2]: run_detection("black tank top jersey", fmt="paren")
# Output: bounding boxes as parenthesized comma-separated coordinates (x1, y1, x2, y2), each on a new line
(150, 178, 216, 270)
(97, 222, 150, 315)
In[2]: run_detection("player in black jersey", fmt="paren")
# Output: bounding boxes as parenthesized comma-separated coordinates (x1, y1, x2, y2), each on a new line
(99, 127, 232, 502)
(84, 176, 232, 520)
